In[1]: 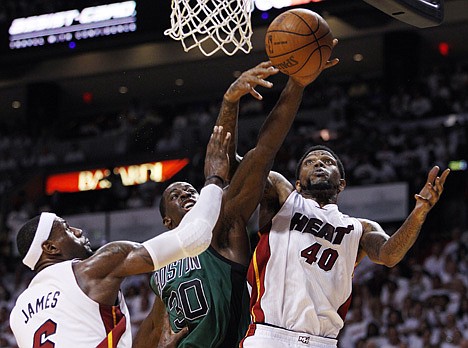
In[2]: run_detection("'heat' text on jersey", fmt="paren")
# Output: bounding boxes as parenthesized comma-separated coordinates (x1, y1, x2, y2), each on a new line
(290, 212, 353, 245)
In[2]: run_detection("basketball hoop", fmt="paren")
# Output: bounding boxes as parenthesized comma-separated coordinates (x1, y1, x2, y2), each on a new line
(165, 0, 254, 57)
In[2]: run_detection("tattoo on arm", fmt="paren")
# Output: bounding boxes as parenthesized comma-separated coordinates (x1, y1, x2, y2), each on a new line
(98, 242, 155, 276)
(360, 211, 425, 267)
(217, 100, 239, 178)
(379, 211, 424, 265)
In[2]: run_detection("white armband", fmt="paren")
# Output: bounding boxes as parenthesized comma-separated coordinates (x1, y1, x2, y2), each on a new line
(143, 184, 223, 270)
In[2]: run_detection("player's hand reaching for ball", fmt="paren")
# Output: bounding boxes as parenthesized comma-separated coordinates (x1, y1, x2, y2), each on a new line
(292, 38, 340, 87)
(204, 126, 231, 187)
(224, 61, 279, 103)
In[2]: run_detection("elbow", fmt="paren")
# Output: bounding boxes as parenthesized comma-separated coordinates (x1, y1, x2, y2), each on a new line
(379, 253, 401, 268)
(383, 260, 399, 268)
(178, 219, 213, 258)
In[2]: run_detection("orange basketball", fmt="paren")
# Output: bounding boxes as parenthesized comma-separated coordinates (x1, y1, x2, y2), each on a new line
(265, 9, 334, 77)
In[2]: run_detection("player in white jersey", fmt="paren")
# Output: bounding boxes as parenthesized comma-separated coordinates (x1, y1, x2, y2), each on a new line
(10, 260, 132, 348)
(10, 126, 231, 348)
(134, 54, 340, 348)
(242, 145, 450, 347)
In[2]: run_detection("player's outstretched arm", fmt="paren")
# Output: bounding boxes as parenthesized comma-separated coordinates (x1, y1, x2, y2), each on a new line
(76, 127, 230, 304)
(359, 166, 450, 267)
(215, 53, 340, 264)
(121, 126, 230, 273)
(216, 61, 278, 179)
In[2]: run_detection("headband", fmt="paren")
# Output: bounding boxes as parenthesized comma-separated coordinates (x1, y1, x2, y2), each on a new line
(22, 212, 57, 270)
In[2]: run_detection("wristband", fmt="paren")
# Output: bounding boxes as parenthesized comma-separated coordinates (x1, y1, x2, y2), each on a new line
(205, 175, 225, 186)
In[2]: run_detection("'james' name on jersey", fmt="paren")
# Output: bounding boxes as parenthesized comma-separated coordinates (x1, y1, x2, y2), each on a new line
(20, 291, 61, 324)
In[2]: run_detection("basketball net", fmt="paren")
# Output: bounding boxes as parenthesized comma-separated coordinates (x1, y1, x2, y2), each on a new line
(165, 0, 254, 57)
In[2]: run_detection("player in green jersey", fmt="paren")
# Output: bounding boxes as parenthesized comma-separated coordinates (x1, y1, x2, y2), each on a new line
(134, 52, 339, 348)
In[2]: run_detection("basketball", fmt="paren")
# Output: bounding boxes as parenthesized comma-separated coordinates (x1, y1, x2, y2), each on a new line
(265, 9, 334, 77)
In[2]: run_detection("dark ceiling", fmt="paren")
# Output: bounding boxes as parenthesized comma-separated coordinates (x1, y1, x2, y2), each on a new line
(0, 0, 467, 123)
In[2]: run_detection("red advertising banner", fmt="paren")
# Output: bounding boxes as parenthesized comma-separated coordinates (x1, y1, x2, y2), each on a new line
(45, 158, 189, 194)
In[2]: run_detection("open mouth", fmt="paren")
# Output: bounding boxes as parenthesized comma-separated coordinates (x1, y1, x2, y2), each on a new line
(312, 170, 326, 177)
(182, 200, 196, 210)
(84, 239, 92, 249)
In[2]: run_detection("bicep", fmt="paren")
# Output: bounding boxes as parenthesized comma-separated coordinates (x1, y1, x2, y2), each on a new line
(359, 219, 390, 265)
(86, 241, 154, 279)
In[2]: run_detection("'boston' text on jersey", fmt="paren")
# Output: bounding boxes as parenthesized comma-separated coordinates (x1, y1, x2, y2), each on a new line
(153, 256, 202, 295)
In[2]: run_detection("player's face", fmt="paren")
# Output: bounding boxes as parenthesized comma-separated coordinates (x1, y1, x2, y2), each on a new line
(297, 150, 343, 193)
(52, 218, 93, 260)
(163, 182, 199, 229)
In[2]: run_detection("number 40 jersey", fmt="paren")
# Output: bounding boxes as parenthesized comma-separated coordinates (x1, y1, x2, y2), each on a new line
(247, 191, 363, 339)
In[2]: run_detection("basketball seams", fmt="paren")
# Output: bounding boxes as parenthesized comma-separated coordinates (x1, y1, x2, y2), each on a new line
(267, 41, 318, 59)
(266, 29, 318, 37)
(265, 9, 333, 77)
(289, 11, 319, 34)
(289, 45, 331, 75)
(266, 29, 332, 45)
(290, 46, 322, 75)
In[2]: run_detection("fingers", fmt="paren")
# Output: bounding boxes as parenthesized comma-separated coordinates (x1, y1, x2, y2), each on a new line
(323, 39, 340, 70)
(438, 168, 450, 186)
(426, 166, 440, 184)
(324, 58, 340, 69)
(426, 166, 450, 190)
(249, 61, 278, 86)
(173, 327, 189, 342)
(225, 62, 278, 102)
(222, 131, 231, 149)
(253, 63, 279, 80)
(210, 125, 222, 142)
(416, 166, 450, 208)
(210, 126, 230, 152)
(432, 167, 450, 196)
(249, 87, 263, 100)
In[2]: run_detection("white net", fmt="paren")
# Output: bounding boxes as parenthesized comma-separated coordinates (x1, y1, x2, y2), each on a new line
(164, 0, 254, 57)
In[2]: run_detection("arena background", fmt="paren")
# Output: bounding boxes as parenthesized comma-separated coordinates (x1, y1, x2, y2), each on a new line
(0, 1, 467, 347)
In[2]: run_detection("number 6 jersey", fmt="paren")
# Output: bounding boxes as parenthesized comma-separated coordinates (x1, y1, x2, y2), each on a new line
(10, 260, 132, 348)
(247, 191, 363, 338)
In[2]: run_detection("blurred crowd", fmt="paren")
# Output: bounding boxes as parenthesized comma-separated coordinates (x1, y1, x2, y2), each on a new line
(0, 61, 467, 347)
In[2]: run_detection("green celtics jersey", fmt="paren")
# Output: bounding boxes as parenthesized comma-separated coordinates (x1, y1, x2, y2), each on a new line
(150, 246, 250, 348)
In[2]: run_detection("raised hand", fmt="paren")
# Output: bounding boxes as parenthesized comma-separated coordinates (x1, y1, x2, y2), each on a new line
(204, 126, 231, 184)
(414, 165, 450, 213)
(291, 38, 340, 87)
(224, 61, 279, 103)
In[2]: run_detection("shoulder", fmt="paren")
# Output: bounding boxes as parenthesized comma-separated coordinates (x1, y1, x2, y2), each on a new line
(357, 218, 382, 233)
(266, 171, 294, 205)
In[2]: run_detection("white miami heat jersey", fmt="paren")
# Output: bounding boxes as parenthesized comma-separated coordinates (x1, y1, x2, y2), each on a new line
(10, 260, 132, 348)
(247, 191, 363, 338)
